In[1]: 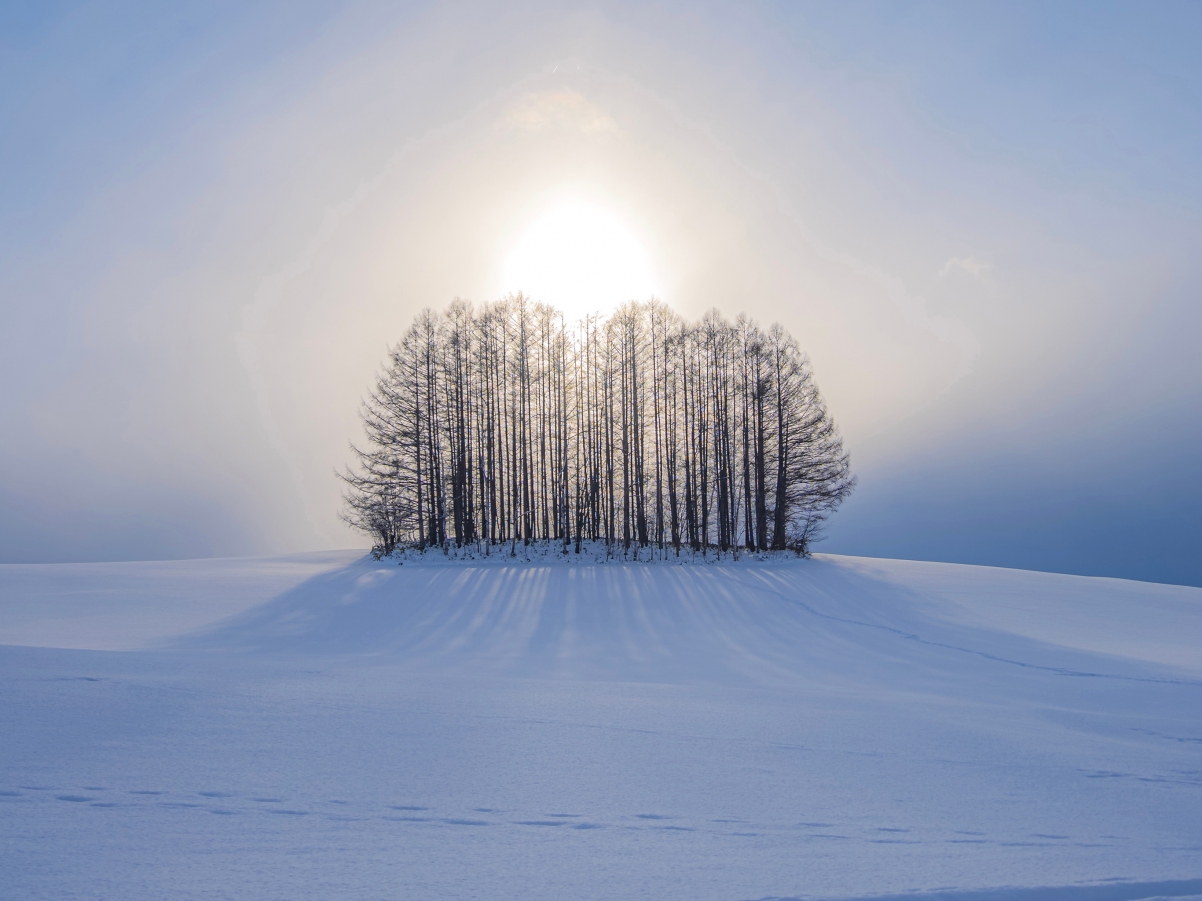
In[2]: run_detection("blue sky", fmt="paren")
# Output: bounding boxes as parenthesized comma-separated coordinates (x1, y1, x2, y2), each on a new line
(2, 1, 1199, 584)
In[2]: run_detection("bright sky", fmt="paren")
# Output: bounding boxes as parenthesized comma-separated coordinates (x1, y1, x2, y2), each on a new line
(499, 200, 659, 323)
(2, 1, 1200, 584)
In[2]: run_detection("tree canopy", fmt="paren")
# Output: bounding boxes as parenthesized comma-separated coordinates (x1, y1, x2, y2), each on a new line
(342, 297, 854, 559)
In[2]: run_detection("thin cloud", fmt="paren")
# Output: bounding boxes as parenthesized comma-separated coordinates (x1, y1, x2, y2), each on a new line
(505, 89, 617, 134)
(939, 256, 993, 279)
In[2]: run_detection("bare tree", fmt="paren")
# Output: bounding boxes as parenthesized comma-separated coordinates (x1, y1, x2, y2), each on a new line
(342, 299, 854, 558)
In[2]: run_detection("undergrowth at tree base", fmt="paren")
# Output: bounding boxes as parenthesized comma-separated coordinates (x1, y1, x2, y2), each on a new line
(374, 538, 810, 565)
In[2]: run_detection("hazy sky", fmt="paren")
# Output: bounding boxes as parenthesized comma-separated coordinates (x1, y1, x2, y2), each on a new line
(3, 1, 1200, 585)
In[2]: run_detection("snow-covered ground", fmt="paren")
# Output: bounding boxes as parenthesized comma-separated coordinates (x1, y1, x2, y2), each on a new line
(2, 551, 1200, 901)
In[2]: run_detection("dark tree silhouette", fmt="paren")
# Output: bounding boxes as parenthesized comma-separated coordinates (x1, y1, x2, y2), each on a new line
(342, 297, 855, 559)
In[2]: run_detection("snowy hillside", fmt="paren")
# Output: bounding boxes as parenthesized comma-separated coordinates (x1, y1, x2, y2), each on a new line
(2, 552, 1201, 901)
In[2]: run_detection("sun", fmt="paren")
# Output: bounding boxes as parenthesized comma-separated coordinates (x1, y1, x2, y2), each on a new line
(500, 201, 659, 323)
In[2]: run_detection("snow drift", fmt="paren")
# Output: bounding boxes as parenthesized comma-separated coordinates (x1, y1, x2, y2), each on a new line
(186, 552, 1202, 684)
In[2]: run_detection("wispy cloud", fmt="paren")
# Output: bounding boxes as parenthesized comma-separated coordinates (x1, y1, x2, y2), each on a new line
(505, 90, 617, 134)
(939, 256, 992, 279)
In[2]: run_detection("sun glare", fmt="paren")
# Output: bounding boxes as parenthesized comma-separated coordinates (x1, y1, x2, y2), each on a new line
(500, 202, 658, 322)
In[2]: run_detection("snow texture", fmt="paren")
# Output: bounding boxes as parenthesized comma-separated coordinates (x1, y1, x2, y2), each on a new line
(1, 551, 1200, 901)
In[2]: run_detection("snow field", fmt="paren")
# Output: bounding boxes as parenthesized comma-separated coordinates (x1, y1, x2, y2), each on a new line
(1, 552, 1200, 900)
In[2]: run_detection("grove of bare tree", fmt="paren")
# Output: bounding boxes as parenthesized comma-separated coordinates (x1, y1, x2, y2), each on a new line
(342, 297, 854, 559)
